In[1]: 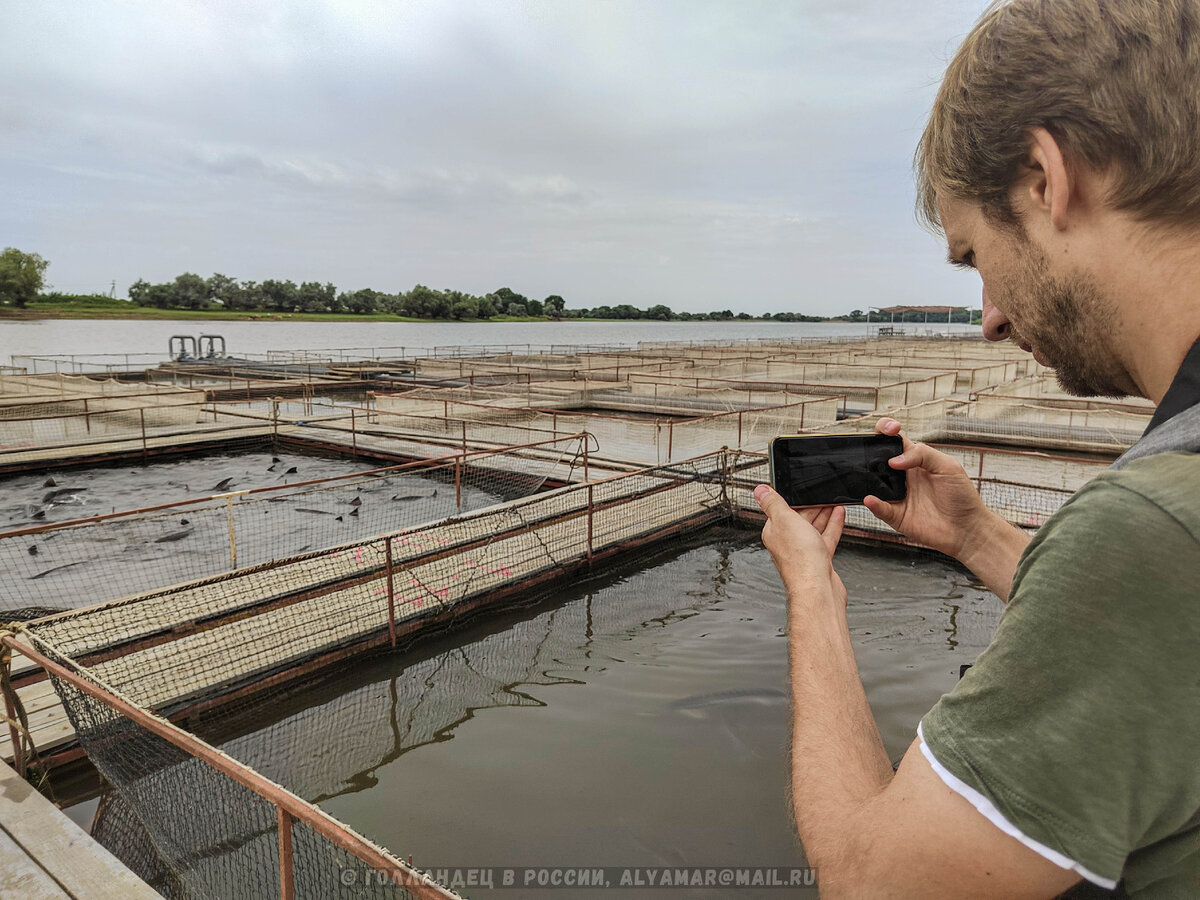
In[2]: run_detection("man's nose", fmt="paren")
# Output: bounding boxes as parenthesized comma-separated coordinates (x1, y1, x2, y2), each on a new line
(980, 286, 1011, 342)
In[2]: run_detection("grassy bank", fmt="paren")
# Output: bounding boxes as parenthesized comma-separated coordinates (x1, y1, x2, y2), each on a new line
(0, 302, 564, 324)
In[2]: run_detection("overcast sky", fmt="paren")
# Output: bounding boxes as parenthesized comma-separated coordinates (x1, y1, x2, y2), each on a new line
(2, 1, 988, 315)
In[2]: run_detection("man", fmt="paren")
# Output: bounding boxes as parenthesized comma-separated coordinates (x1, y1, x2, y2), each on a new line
(754, 1, 1200, 896)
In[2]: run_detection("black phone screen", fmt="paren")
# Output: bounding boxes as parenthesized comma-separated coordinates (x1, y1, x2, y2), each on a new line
(769, 434, 906, 507)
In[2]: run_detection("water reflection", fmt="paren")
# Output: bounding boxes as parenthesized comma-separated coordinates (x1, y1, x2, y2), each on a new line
(164, 530, 1002, 888)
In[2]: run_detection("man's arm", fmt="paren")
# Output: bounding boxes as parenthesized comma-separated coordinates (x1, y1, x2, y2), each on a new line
(757, 487, 1080, 898)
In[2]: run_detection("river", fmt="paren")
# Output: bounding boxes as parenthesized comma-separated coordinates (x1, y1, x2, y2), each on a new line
(0, 318, 980, 366)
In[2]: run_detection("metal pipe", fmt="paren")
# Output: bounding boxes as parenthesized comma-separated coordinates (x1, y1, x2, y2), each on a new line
(278, 808, 295, 900)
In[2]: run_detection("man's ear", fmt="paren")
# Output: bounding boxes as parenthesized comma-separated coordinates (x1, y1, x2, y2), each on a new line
(1024, 126, 1071, 232)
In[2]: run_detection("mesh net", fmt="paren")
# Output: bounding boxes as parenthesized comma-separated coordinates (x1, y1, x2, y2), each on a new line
(0, 336, 1148, 899)
(0, 436, 590, 617)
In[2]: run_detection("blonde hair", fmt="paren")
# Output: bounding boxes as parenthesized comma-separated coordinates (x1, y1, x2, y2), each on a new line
(917, 0, 1200, 231)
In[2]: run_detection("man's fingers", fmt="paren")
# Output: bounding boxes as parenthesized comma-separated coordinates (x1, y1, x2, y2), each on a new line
(821, 505, 846, 555)
(864, 494, 900, 528)
(886, 439, 963, 476)
(875, 417, 915, 453)
(810, 506, 834, 533)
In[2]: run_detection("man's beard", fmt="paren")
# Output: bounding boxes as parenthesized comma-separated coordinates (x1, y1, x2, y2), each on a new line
(1006, 245, 1129, 399)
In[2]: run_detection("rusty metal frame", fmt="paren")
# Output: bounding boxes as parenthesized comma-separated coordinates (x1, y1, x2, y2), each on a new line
(3, 633, 460, 900)
(6, 446, 698, 695)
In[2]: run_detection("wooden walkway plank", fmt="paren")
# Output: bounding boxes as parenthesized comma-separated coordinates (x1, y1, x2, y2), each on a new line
(0, 761, 159, 899)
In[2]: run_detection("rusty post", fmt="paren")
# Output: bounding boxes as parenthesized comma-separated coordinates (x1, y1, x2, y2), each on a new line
(386, 538, 397, 647)
(226, 497, 238, 570)
(3, 679, 24, 778)
(139, 407, 147, 460)
(586, 484, 594, 566)
(799, 400, 806, 430)
(977, 450, 985, 494)
(582, 435, 589, 482)
(667, 420, 674, 461)
(737, 411, 743, 447)
(83, 398, 90, 434)
(278, 807, 295, 900)
(350, 409, 357, 458)
(454, 457, 462, 509)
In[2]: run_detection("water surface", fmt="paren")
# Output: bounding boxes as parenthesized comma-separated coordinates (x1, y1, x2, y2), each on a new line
(186, 528, 999, 898)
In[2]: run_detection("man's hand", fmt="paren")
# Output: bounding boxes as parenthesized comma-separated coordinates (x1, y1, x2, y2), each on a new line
(862, 417, 989, 558)
(864, 418, 1030, 602)
(754, 485, 847, 615)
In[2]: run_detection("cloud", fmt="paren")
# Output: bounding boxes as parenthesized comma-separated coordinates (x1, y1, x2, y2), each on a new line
(0, 0, 986, 312)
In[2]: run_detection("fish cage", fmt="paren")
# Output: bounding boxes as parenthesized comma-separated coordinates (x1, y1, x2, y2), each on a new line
(0, 435, 1120, 898)
(0, 434, 591, 619)
(370, 395, 841, 464)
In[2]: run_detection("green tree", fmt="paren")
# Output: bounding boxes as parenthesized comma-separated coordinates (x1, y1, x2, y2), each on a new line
(171, 272, 209, 310)
(450, 297, 477, 320)
(0, 248, 49, 308)
(297, 281, 336, 313)
(475, 295, 497, 318)
(647, 304, 673, 321)
(207, 273, 240, 308)
(493, 286, 529, 310)
(260, 279, 298, 312)
(544, 294, 565, 318)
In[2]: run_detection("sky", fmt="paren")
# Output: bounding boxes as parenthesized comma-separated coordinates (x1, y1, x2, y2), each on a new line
(1, 0, 990, 315)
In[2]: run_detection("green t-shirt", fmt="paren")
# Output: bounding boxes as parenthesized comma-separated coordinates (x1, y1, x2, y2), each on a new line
(921, 452, 1200, 898)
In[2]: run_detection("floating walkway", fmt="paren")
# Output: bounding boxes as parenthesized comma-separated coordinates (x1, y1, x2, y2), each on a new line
(0, 759, 157, 899)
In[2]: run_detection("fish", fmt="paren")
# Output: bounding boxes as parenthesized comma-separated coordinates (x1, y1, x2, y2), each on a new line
(267, 464, 277, 472)
(669, 688, 787, 714)
(349, 497, 362, 506)
(42, 477, 56, 488)
(180, 518, 189, 526)
(30, 560, 89, 580)
(335, 515, 344, 522)
(390, 494, 432, 502)
(153, 528, 194, 543)
(43, 488, 86, 503)
(272, 456, 281, 463)
(295, 508, 331, 515)
(27, 545, 37, 556)
(349, 507, 359, 517)
(284, 466, 298, 475)
(31, 510, 46, 520)
(213, 478, 233, 491)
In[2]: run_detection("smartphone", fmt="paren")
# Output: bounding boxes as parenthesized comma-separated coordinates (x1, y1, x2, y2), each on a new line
(768, 434, 906, 507)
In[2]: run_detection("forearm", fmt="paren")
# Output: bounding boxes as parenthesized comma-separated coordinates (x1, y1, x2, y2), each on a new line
(788, 591, 894, 881)
(956, 509, 1031, 603)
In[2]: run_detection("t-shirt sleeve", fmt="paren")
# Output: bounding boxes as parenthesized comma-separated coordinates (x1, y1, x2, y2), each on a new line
(920, 477, 1200, 890)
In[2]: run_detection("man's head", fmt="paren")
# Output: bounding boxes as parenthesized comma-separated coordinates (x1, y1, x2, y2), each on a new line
(918, 0, 1200, 233)
(919, 0, 1200, 398)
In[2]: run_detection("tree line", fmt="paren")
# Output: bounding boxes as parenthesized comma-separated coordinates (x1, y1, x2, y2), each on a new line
(0, 249, 980, 323)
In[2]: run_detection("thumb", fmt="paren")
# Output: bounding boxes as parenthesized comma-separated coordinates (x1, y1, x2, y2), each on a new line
(863, 494, 902, 529)
(753, 483, 791, 518)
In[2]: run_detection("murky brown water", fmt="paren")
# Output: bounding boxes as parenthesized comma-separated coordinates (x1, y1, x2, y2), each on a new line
(155, 526, 1000, 899)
